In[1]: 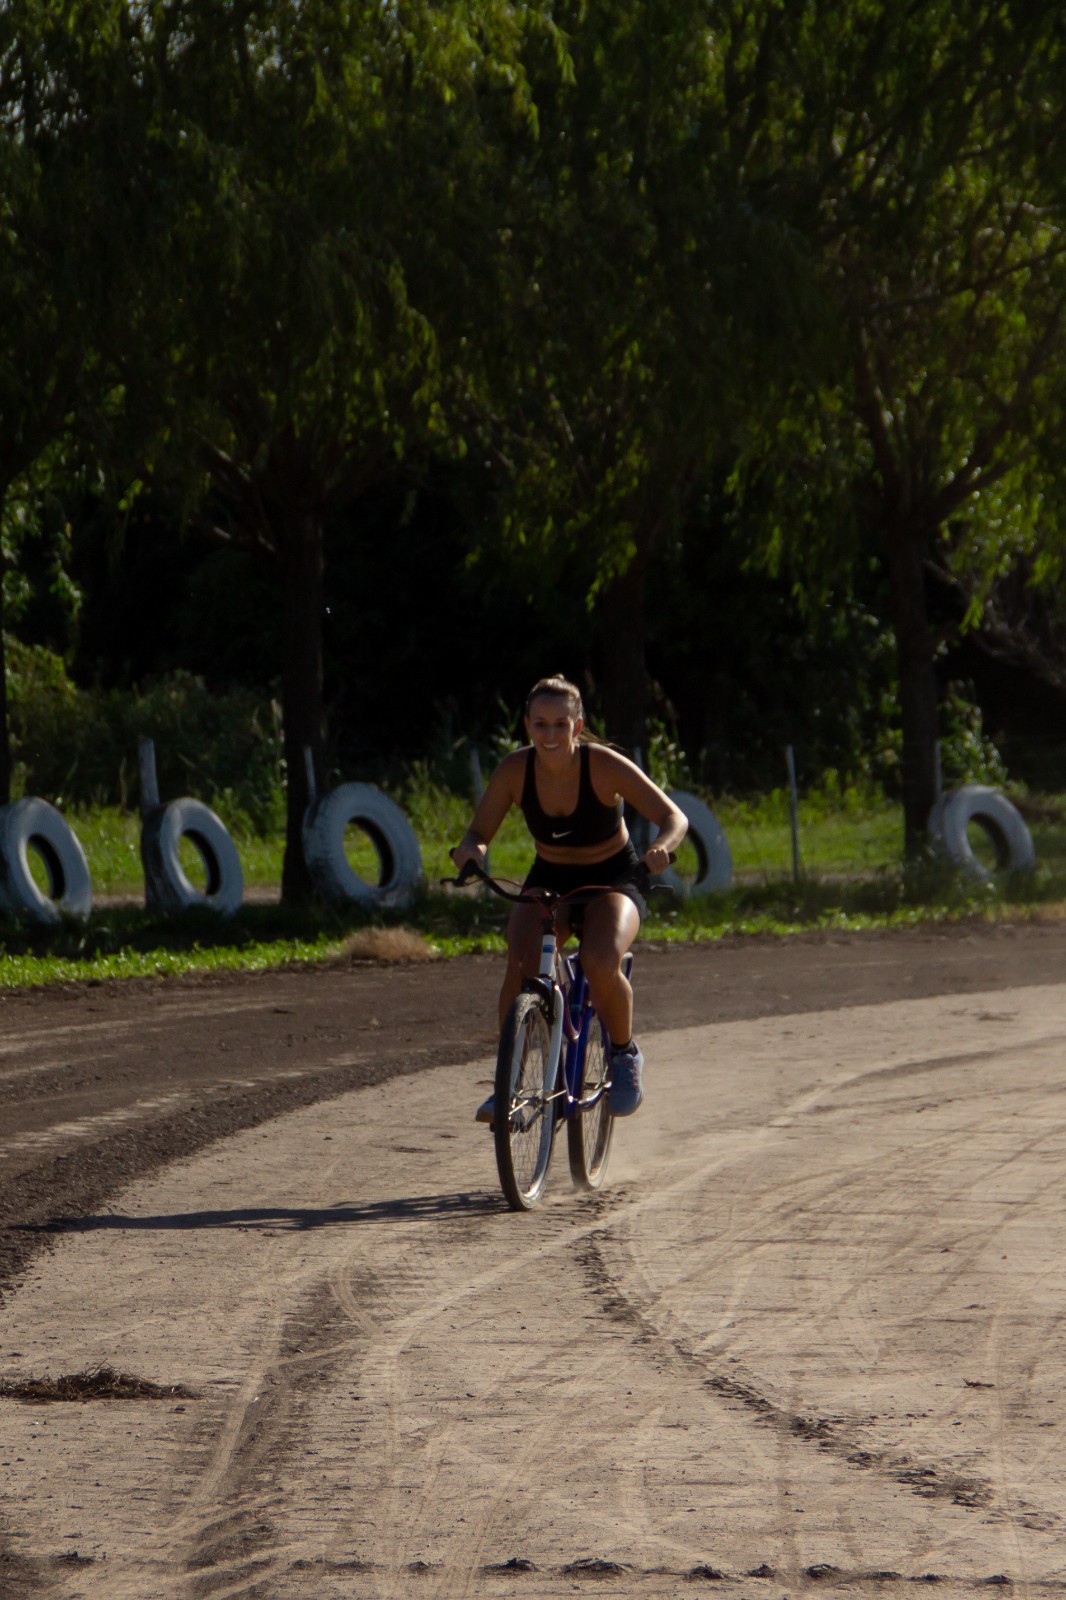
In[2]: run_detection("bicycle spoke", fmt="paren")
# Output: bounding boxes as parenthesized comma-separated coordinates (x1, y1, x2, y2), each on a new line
(567, 1021, 614, 1191)
(494, 992, 556, 1210)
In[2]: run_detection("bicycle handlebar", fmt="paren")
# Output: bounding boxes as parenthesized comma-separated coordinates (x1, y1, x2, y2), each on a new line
(441, 850, 677, 904)
(443, 857, 528, 900)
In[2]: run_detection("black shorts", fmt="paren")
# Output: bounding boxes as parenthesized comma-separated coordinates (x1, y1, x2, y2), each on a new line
(523, 842, 647, 930)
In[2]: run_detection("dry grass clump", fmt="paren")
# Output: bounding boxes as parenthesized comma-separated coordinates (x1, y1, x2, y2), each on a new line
(339, 927, 440, 964)
(1030, 903, 1066, 922)
(0, 1364, 196, 1403)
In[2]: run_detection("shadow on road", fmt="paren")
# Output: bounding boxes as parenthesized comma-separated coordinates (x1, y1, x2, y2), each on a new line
(22, 1190, 503, 1234)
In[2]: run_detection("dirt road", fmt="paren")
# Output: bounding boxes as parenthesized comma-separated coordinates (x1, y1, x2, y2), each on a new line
(3, 922, 1066, 1598)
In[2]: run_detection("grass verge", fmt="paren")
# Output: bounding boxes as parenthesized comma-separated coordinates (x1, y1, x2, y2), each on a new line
(1, 863, 1064, 991)
(2, 790, 1064, 989)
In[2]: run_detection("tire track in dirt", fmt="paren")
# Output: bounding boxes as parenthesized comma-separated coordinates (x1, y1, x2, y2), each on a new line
(180, 989, 1066, 1594)
(280, 1199, 625, 1595)
(590, 1001, 1066, 1586)
(4, 927, 1064, 1292)
(6, 984, 1066, 1597)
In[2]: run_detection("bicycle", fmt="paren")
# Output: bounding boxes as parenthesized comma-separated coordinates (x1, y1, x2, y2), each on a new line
(444, 857, 658, 1212)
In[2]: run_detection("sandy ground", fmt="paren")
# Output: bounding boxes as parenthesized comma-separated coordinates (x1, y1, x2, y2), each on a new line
(4, 968, 1066, 1598)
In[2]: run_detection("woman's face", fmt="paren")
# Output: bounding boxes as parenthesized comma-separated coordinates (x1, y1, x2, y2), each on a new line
(525, 695, 582, 756)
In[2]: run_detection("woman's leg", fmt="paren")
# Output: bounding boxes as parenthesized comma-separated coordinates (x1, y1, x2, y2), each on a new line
(477, 900, 558, 1122)
(499, 900, 553, 1029)
(577, 893, 641, 1045)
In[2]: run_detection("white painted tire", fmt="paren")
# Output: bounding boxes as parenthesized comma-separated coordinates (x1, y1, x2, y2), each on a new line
(659, 790, 733, 898)
(141, 799, 244, 916)
(302, 783, 423, 911)
(0, 798, 93, 923)
(928, 784, 1035, 882)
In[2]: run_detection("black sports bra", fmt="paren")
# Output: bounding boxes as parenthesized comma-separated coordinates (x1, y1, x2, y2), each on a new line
(520, 744, 623, 849)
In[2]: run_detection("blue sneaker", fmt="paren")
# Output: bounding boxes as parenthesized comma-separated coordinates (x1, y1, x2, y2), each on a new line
(475, 1093, 495, 1125)
(608, 1041, 644, 1116)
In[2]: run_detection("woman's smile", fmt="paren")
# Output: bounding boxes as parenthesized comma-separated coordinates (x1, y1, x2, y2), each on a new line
(526, 701, 581, 757)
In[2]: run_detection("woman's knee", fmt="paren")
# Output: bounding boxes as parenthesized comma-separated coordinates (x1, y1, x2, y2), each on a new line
(580, 940, 626, 987)
(504, 937, 532, 979)
(506, 908, 543, 976)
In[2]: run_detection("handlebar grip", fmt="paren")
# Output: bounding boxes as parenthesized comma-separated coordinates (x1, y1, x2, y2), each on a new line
(445, 849, 484, 887)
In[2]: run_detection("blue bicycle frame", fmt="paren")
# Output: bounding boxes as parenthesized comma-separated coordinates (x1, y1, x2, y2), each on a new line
(558, 951, 632, 1118)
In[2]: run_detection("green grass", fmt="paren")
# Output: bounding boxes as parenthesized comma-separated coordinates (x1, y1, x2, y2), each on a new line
(66, 806, 283, 895)
(0, 901, 376, 987)
(62, 780, 923, 898)
(1, 781, 1064, 989)
(713, 786, 904, 877)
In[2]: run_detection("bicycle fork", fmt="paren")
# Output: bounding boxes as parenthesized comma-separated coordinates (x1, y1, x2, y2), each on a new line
(561, 949, 633, 1115)
(527, 936, 634, 1120)
(535, 930, 567, 1100)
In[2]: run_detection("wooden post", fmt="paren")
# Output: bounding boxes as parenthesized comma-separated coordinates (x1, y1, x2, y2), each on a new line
(138, 737, 160, 817)
(785, 745, 802, 882)
(470, 747, 490, 877)
(629, 746, 650, 856)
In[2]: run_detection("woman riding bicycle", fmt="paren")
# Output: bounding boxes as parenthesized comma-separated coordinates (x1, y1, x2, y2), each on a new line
(452, 675, 687, 1118)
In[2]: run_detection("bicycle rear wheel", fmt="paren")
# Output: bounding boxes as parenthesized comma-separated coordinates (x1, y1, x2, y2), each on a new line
(494, 990, 557, 1211)
(567, 1020, 614, 1190)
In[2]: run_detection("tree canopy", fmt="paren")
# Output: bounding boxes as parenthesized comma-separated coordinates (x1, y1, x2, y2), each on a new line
(0, 0, 152, 799)
(705, 0, 1066, 840)
(4, 0, 1066, 867)
(103, 0, 557, 897)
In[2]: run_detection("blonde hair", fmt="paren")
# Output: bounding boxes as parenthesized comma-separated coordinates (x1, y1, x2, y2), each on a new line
(525, 675, 608, 745)
(524, 675, 583, 720)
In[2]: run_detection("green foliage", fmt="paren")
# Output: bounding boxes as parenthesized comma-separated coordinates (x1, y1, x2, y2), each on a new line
(95, 0, 573, 893)
(7, 0, 1066, 843)
(650, 485, 901, 793)
(703, 1, 1066, 835)
(124, 0, 551, 503)
(5, 641, 283, 829)
(643, 717, 692, 793)
(937, 683, 1009, 789)
(471, 0, 836, 745)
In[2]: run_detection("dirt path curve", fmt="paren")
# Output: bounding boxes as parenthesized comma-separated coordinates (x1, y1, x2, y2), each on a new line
(4, 930, 1066, 1598)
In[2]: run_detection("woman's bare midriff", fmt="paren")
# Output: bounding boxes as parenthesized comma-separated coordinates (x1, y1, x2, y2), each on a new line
(531, 822, 629, 867)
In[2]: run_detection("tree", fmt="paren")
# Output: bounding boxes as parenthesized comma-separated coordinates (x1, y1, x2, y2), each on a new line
(464, 0, 834, 753)
(119, 0, 552, 900)
(725, 1, 1066, 845)
(0, 1, 146, 801)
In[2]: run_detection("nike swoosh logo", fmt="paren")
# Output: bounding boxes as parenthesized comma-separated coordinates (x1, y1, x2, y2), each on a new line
(552, 830, 572, 839)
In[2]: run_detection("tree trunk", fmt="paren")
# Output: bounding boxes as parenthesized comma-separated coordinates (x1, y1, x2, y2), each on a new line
(278, 507, 327, 905)
(0, 489, 9, 807)
(596, 546, 650, 757)
(885, 517, 940, 853)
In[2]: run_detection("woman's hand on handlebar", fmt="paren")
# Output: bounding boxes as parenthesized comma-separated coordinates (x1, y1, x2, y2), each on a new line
(450, 837, 487, 877)
(641, 841, 675, 875)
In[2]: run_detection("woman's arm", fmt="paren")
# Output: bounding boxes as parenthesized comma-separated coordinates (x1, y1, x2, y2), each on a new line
(592, 746, 688, 873)
(452, 752, 523, 872)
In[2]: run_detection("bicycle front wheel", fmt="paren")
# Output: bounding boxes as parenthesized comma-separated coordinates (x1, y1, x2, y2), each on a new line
(494, 991, 557, 1211)
(567, 1021, 614, 1191)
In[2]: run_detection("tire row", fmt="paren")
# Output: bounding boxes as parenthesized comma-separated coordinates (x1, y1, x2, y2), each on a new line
(0, 784, 738, 926)
(0, 795, 246, 926)
(0, 785, 429, 926)
(5, 780, 1025, 929)
(927, 784, 1035, 881)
